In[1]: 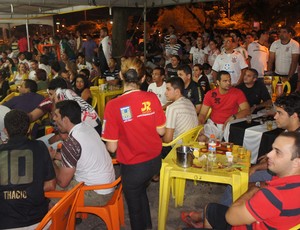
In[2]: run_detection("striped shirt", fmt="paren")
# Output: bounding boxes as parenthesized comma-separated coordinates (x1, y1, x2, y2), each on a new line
(166, 97, 198, 140)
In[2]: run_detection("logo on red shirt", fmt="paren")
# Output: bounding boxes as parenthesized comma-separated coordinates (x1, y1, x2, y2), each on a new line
(141, 101, 152, 113)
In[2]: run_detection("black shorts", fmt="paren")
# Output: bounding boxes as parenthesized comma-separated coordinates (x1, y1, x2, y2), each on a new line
(206, 203, 231, 230)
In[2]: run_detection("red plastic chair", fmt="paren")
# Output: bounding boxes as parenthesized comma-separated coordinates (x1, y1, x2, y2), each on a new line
(36, 182, 84, 230)
(68, 176, 124, 230)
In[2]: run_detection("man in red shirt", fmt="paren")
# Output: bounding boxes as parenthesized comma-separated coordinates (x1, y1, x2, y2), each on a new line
(182, 132, 300, 229)
(198, 70, 250, 142)
(17, 33, 28, 53)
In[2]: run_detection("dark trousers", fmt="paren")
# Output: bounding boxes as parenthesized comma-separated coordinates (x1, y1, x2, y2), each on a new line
(120, 155, 161, 230)
(276, 73, 298, 92)
(161, 146, 172, 159)
(205, 203, 231, 230)
(289, 73, 298, 92)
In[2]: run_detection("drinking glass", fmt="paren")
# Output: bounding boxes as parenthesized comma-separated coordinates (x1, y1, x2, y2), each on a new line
(238, 147, 246, 160)
(266, 120, 273, 131)
(246, 114, 252, 124)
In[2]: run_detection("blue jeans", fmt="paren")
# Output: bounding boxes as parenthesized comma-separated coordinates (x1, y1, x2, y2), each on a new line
(220, 170, 272, 206)
(121, 154, 161, 230)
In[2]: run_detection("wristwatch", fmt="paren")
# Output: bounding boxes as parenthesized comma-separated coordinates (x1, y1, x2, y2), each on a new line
(255, 181, 261, 188)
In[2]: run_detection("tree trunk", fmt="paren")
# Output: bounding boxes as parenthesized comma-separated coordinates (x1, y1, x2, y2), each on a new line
(112, 7, 142, 60)
(111, 7, 127, 59)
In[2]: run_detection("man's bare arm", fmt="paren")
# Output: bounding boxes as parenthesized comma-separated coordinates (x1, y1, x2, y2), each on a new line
(225, 186, 260, 225)
(162, 128, 174, 143)
(43, 178, 56, 192)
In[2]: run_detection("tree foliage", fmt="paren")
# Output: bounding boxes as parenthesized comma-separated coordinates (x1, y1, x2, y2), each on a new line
(67, 21, 102, 34)
(231, 0, 300, 29)
(154, 0, 300, 33)
(155, 6, 206, 33)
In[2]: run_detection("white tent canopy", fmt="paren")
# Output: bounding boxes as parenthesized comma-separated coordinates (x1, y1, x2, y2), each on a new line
(0, 0, 217, 53)
(0, 0, 217, 20)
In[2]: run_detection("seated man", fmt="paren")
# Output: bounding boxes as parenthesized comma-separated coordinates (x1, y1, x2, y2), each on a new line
(182, 132, 300, 229)
(177, 64, 204, 114)
(103, 57, 120, 86)
(29, 77, 68, 123)
(236, 68, 272, 113)
(219, 92, 300, 207)
(4, 79, 44, 113)
(28, 59, 39, 81)
(29, 77, 102, 140)
(0, 110, 56, 229)
(147, 66, 168, 108)
(249, 92, 300, 180)
(49, 100, 115, 205)
(193, 64, 210, 95)
(162, 77, 198, 158)
(198, 70, 250, 141)
(76, 52, 92, 72)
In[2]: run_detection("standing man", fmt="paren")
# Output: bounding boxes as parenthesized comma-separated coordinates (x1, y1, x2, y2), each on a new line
(198, 71, 250, 141)
(212, 36, 248, 85)
(236, 68, 272, 113)
(177, 65, 203, 114)
(75, 30, 83, 55)
(247, 30, 269, 79)
(49, 100, 115, 205)
(164, 35, 182, 65)
(0, 110, 55, 229)
(267, 26, 300, 92)
(163, 25, 176, 46)
(244, 33, 255, 50)
(163, 77, 198, 145)
(17, 33, 28, 53)
(81, 34, 97, 63)
(147, 66, 167, 107)
(98, 27, 112, 74)
(230, 30, 248, 62)
(57, 36, 76, 61)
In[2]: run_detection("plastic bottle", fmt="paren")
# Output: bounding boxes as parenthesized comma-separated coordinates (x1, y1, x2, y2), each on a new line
(207, 134, 217, 170)
(208, 134, 216, 155)
(275, 77, 283, 97)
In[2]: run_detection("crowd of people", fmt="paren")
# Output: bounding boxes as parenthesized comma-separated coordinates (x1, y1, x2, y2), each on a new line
(0, 23, 300, 230)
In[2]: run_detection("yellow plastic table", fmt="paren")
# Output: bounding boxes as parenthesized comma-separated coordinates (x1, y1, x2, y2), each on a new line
(158, 143, 250, 230)
(90, 86, 123, 120)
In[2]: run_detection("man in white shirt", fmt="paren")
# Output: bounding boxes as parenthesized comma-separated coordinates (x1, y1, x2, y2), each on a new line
(147, 67, 167, 107)
(49, 100, 115, 205)
(230, 30, 248, 62)
(98, 27, 112, 73)
(267, 26, 300, 92)
(248, 30, 269, 78)
(18, 52, 30, 69)
(212, 36, 248, 85)
(28, 60, 39, 81)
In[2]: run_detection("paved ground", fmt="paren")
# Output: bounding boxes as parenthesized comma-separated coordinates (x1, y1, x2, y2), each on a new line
(76, 164, 226, 230)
